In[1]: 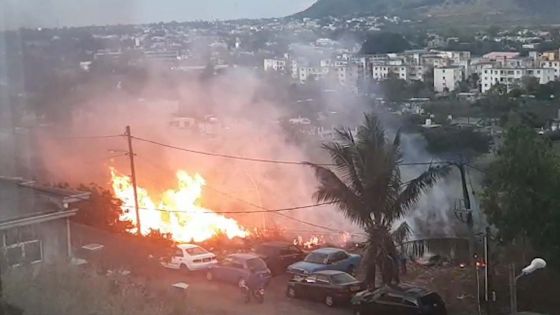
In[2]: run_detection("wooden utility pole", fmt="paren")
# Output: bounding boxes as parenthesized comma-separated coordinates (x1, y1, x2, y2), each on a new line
(125, 126, 142, 236)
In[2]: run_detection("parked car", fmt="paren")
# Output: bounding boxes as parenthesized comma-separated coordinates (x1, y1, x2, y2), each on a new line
(206, 253, 272, 287)
(253, 241, 306, 275)
(351, 285, 447, 315)
(287, 247, 361, 275)
(160, 244, 217, 271)
(286, 270, 365, 307)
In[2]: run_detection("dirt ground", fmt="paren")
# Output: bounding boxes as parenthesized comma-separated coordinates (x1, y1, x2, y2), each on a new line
(156, 269, 351, 315)
(66, 223, 477, 315)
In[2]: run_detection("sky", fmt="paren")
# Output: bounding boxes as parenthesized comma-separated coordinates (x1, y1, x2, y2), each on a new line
(2, 0, 317, 29)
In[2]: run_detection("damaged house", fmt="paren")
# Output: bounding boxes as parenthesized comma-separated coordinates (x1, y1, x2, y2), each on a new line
(0, 176, 90, 268)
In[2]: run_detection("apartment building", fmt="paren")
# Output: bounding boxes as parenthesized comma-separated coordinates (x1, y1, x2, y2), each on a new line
(264, 58, 287, 72)
(434, 66, 463, 92)
(480, 66, 555, 93)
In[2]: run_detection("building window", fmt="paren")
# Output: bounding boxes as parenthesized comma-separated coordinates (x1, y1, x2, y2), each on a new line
(2, 226, 43, 267)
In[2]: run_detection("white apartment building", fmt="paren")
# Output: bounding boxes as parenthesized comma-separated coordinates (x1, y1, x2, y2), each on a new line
(480, 67, 555, 93)
(434, 66, 463, 92)
(371, 64, 409, 81)
(264, 58, 287, 72)
(295, 65, 328, 83)
(540, 60, 560, 79)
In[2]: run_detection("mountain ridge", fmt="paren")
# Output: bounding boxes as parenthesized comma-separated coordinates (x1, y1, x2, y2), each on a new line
(294, 0, 560, 21)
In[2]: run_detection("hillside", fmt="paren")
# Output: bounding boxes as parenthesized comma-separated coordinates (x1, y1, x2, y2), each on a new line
(295, 0, 560, 21)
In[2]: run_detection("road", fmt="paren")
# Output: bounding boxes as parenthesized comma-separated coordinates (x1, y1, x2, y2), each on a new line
(72, 223, 351, 314)
(156, 268, 351, 315)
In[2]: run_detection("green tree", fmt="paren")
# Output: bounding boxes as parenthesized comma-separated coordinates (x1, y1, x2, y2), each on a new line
(307, 114, 448, 286)
(380, 77, 409, 101)
(360, 32, 411, 55)
(72, 184, 132, 233)
(483, 125, 560, 267)
(420, 127, 491, 158)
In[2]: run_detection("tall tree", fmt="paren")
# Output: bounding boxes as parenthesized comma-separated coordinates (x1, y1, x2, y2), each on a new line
(483, 125, 560, 267)
(308, 114, 448, 286)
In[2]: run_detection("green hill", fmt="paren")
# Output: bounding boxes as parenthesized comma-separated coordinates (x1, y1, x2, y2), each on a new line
(294, 0, 560, 21)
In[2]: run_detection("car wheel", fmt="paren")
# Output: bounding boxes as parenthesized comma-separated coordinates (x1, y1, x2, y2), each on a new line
(206, 271, 213, 281)
(347, 265, 355, 275)
(180, 264, 190, 273)
(287, 287, 297, 298)
(325, 295, 335, 307)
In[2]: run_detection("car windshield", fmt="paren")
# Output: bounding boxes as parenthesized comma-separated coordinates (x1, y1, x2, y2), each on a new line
(304, 253, 328, 264)
(185, 247, 208, 256)
(330, 273, 357, 284)
(246, 258, 267, 271)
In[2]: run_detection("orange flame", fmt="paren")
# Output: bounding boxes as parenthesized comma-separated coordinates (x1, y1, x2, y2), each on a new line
(110, 167, 249, 242)
(294, 235, 325, 249)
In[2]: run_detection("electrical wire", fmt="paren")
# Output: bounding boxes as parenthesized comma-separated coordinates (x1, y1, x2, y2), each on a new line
(44, 134, 124, 140)
(132, 136, 335, 166)
(131, 135, 452, 167)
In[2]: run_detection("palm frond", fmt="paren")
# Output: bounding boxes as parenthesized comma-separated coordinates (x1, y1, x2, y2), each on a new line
(393, 165, 450, 216)
(391, 221, 412, 245)
(334, 127, 356, 146)
(306, 163, 370, 227)
(321, 142, 364, 195)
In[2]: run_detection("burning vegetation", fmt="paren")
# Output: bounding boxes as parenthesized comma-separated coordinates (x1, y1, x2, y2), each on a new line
(110, 167, 248, 243)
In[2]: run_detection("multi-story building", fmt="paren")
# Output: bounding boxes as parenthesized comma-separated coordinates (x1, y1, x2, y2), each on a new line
(264, 58, 287, 72)
(371, 64, 409, 81)
(540, 60, 560, 79)
(480, 66, 555, 93)
(434, 66, 463, 92)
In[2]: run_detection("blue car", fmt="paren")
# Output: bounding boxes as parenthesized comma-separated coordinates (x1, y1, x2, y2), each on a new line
(206, 253, 272, 287)
(287, 248, 361, 275)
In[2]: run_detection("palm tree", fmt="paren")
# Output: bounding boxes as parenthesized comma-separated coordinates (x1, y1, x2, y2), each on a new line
(307, 114, 448, 287)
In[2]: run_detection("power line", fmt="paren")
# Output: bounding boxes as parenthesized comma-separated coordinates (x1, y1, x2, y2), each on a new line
(44, 134, 124, 140)
(466, 164, 487, 174)
(121, 201, 336, 215)
(132, 136, 334, 166)
(273, 212, 345, 233)
(131, 135, 452, 167)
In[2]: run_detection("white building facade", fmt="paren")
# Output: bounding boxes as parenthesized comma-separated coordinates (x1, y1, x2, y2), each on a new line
(480, 66, 555, 93)
(434, 66, 463, 92)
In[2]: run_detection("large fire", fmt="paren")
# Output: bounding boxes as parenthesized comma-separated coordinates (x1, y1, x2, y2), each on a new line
(110, 167, 249, 242)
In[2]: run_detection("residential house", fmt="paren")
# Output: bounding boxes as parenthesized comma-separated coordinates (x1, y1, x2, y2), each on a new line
(0, 177, 90, 268)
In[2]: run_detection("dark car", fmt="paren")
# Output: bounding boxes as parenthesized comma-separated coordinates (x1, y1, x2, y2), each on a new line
(206, 253, 272, 288)
(287, 247, 361, 275)
(351, 285, 447, 315)
(254, 242, 306, 275)
(286, 270, 365, 307)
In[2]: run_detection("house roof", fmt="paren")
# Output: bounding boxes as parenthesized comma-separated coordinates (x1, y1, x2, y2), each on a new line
(0, 176, 90, 225)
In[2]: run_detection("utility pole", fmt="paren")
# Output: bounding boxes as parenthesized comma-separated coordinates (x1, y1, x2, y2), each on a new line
(125, 126, 142, 236)
(453, 161, 481, 313)
(484, 226, 493, 315)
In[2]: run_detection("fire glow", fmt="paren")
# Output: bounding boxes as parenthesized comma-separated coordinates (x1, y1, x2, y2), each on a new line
(110, 167, 249, 242)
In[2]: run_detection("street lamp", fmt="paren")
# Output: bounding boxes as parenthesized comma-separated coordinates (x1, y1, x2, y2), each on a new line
(510, 258, 547, 315)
